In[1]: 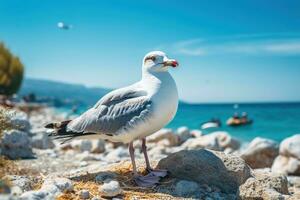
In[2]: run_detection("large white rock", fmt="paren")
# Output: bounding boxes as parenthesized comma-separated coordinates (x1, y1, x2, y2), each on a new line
(147, 128, 179, 146)
(209, 131, 240, 150)
(181, 137, 221, 151)
(7, 110, 31, 132)
(241, 137, 279, 168)
(280, 134, 300, 160)
(272, 134, 300, 175)
(181, 131, 240, 152)
(239, 170, 289, 199)
(272, 155, 300, 175)
(0, 129, 33, 159)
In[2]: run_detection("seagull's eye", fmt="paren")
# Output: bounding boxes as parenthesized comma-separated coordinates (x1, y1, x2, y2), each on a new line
(150, 56, 156, 61)
(145, 55, 156, 62)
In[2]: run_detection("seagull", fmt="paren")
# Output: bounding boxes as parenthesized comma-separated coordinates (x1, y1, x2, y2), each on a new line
(57, 22, 72, 30)
(46, 51, 179, 187)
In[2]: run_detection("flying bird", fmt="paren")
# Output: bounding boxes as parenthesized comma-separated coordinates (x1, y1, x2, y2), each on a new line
(46, 51, 179, 187)
(57, 22, 72, 30)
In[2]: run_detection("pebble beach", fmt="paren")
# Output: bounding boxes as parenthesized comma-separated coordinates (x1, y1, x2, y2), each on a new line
(1, 106, 300, 200)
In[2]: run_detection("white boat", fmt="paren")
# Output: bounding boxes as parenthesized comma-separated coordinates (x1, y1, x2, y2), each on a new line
(201, 122, 220, 129)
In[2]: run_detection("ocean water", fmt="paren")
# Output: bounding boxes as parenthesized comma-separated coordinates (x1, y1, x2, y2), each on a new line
(57, 102, 300, 143)
(168, 103, 300, 142)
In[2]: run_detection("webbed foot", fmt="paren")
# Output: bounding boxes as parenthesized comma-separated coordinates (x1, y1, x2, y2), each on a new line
(133, 173, 160, 187)
(147, 168, 168, 178)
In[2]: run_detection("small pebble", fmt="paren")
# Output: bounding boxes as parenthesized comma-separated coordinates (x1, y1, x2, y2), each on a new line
(79, 189, 90, 199)
(95, 172, 117, 183)
(99, 180, 122, 197)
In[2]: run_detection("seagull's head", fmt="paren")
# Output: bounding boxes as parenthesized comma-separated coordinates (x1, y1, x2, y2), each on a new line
(142, 51, 178, 72)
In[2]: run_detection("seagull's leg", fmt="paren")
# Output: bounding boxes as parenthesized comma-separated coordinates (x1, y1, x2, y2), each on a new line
(141, 138, 167, 178)
(129, 142, 138, 176)
(141, 138, 151, 170)
(129, 142, 160, 187)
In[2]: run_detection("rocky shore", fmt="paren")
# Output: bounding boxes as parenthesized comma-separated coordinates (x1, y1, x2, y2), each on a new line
(0, 107, 300, 199)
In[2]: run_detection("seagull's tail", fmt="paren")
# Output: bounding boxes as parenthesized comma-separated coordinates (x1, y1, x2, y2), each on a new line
(45, 120, 83, 144)
(45, 120, 71, 132)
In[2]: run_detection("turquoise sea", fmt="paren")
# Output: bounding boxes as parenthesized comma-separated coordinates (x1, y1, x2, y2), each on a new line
(168, 102, 300, 142)
(57, 102, 300, 143)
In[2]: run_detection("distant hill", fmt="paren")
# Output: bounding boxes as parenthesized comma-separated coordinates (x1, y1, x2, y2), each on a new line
(18, 78, 112, 107)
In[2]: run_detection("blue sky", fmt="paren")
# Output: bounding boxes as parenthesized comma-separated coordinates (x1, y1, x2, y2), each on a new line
(1, 0, 300, 103)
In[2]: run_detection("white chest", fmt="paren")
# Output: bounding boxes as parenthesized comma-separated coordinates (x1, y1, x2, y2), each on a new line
(152, 75, 178, 123)
(142, 71, 179, 133)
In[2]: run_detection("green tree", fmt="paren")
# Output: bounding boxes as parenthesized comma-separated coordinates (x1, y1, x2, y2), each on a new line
(0, 43, 24, 96)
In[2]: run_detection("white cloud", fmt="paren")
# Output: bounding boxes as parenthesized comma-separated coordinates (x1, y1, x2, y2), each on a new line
(263, 42, 300, 54)
(166, 33, 300, 56)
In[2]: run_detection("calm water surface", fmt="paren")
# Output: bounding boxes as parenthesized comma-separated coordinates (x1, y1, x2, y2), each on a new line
(168, 103, 300, 142)
(57, 102, 300, 143)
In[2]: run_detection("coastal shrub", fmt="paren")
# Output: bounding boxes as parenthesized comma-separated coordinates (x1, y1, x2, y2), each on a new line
(0, 107, 13, 191)
(0, 108, 11, 136)
(0, 42, 24, 96)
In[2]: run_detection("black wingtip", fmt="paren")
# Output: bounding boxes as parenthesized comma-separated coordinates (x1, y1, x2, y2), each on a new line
(45, 123, 54, 129)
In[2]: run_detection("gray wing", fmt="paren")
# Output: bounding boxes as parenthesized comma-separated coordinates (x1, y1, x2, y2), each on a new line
(67, 87, 151, 135)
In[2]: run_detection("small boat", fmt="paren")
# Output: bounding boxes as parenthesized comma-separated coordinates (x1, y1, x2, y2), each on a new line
(201, 119, 221, 130)
(226, 117, 253, 127)
(201, 122, 219, 129)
